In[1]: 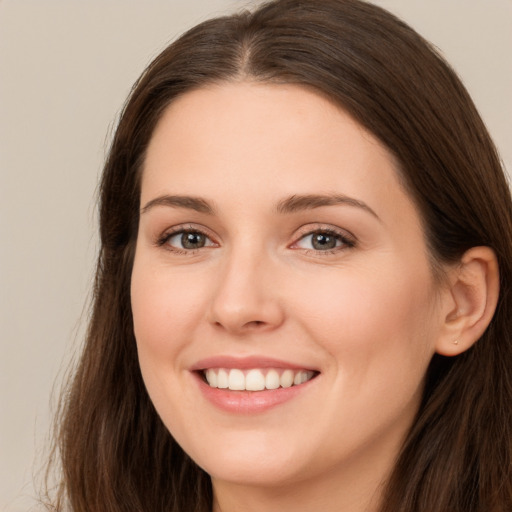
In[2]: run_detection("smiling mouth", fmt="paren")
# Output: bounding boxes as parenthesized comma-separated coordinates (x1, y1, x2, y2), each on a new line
(201, 368, 318, 391)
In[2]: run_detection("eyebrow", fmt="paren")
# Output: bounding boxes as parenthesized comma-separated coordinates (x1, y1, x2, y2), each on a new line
(141, 195, 216, 215)
(140, 192, 379, 220)
(275, 193, 380, 220)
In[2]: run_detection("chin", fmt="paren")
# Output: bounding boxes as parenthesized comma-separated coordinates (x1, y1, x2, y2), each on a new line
(181, 431, 311, 487)
(203, 458, 306, 489)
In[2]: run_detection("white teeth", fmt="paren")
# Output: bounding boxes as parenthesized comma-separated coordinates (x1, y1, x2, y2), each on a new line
(217, 369, 229, 389)
(205, 368, 217, 387)
(203, 368, 315, 391)
(246, 369, 266, 391)
(228, 369, 245, 390)
(280, 369, 294, 388)
(265, 369, 280, 390)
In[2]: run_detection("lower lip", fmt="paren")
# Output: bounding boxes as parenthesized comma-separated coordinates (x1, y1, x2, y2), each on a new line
(193, 372, 317, 414)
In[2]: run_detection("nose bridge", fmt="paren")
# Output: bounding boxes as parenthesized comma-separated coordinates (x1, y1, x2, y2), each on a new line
(208, 239, 283, 333)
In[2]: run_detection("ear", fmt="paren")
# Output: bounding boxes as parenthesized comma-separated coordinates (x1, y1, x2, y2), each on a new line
(435, 246, 500, 357)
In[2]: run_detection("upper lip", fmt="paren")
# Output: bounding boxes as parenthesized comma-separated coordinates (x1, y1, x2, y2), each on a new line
(190, 355, 318, 372)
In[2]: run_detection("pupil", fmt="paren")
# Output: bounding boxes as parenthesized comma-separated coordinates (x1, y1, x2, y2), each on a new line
(312, 233, 336, 250)
(182, 232, 205, 249)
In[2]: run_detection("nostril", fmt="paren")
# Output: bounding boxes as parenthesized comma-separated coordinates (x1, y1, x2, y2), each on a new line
(247, 320, 265, 327)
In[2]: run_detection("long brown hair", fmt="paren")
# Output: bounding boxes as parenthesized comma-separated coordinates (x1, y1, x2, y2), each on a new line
(47, 1, 512, 510)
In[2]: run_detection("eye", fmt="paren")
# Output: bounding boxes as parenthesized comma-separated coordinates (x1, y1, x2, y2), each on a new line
(160, 229, 216, 252)
(293, 229, 355, 252)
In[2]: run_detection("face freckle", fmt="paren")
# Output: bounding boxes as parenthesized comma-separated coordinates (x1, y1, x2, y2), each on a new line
(130, 82, 445, 496)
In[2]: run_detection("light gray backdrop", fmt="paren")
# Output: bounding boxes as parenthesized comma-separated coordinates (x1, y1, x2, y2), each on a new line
(1, 1, 510, 510)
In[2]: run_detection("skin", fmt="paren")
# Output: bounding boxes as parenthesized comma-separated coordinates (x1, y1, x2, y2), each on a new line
(131, 82, 454, 512)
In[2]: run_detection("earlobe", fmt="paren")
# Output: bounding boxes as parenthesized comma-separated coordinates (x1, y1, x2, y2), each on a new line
(435, 246, 500, 357)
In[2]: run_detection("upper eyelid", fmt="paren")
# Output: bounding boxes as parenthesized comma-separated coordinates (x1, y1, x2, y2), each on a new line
(292, 223, 356, 241)
(161, 223, 214, 236)
(157, 224, 218, 245)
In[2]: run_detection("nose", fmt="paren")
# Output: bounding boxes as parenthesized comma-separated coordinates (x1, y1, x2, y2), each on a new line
(207, 246, 285, 335)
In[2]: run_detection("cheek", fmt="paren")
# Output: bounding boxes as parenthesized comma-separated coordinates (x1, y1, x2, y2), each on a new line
(299, 264, 438, 442)
(131, 259, 208, 349)
(130, 259, 215, 410)
(130, 256, 212, 422)
(290, 261, 437, 376)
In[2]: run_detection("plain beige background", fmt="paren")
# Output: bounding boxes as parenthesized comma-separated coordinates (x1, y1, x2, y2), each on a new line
(1, 1, 510, 510)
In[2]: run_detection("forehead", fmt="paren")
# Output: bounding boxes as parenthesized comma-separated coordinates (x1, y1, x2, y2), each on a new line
(141, 82, 417, 229)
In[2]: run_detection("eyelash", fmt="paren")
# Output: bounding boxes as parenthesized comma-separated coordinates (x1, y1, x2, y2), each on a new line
(156, 225, 356, 256)
(292, 227, 356, 255)
(156, 225, 217, 255)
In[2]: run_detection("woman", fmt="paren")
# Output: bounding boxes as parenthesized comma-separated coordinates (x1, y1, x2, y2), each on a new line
(47, 0, 512, 511)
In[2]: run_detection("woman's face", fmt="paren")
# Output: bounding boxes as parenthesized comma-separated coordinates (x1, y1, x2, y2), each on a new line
(131, 83, 446, 491)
